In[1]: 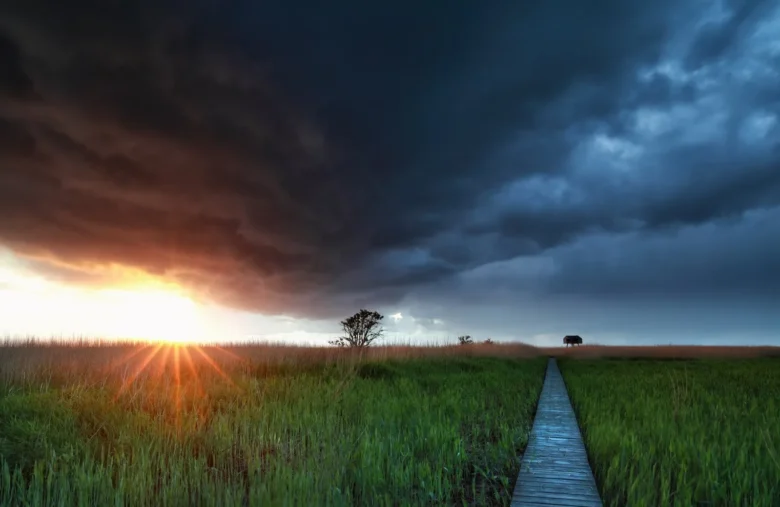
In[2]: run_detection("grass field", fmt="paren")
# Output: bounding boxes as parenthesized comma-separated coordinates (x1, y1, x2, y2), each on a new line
(3, 341, 780, 506)
(0, 341, 546, 506)
(559, 357, 780, 507)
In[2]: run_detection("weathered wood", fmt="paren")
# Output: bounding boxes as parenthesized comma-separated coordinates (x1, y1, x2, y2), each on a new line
(511, 358, 602, 507)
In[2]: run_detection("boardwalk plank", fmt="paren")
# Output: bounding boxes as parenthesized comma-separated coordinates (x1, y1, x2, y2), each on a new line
(523, 484, 599, 501)
(518, 473, 596, 484)
(512, 503, 590, 507)
(517, 485, 600, 498)
(519, 469, 595, 479)
(513, 494, 602, 507)
(523, 458, 590, 466)
(516, 486, 600, 498)
(511, 358, 602, 507)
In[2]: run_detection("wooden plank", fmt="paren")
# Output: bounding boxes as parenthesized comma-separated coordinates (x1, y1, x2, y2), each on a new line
(517, 484, 600, 498)
(513, 493, 602, 507)
(519, 467, 595, 477)
(513, 496, 601, 507)
(518, 473, 596, 484)
(511, 358, 603, 507)
(512, 503, 592, 507)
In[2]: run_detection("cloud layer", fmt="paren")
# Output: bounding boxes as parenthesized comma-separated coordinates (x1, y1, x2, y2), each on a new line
(0, 0, 778, 327)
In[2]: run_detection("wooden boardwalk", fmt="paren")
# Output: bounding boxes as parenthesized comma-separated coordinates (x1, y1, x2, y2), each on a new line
(511, 358, 602, 507)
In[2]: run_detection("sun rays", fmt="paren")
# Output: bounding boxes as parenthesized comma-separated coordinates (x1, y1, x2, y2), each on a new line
(191, 345, 239, 387)
(111, 342, 243, 428)
(115, 343, 166, 399)
(0, 265, 238, 419)
(181, 345, 205, 398)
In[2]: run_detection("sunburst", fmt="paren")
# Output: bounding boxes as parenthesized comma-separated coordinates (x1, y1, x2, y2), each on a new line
(110, 342, 247, 429)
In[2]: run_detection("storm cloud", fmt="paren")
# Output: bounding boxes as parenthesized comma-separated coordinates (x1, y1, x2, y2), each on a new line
(0, 0, 778, 329)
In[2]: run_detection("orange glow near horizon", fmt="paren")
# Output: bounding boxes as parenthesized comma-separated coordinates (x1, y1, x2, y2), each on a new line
(0, 252, 339, 347)
(94, 287, 202, 343)
(0, 260, 204, 343)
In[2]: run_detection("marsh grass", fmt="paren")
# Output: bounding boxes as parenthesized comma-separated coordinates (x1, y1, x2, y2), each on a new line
(560, 358, 780, 507)
(0, 340, 546, 506)
(543, 344, 780, 359)
(5, 339, 780, 506)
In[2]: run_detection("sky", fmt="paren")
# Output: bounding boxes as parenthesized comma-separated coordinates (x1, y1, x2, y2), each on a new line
(0, 0, 778, 346)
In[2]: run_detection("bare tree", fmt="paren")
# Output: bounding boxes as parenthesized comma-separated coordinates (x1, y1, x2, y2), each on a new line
(329, 309, 384, 348)
(457, 335, 473, 345)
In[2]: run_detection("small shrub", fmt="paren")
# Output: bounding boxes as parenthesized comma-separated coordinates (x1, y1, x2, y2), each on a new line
(457, 335, 473, 346)
(329, 309, 384, 348)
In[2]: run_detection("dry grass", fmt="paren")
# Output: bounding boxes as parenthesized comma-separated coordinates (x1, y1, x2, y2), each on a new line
(3, 338, 779, 381)
(543, 344, 780, 359)
(0, 338, 542, 382)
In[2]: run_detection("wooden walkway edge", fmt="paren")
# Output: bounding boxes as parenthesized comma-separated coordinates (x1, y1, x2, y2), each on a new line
(511, 358, 603, 507)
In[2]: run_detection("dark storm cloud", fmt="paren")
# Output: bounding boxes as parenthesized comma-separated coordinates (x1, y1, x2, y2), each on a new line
(0, 31, 37, 100)
(0, 118, 36, 156)
(684, 0, 775, 69)
(447, 206, 780, 299)
(0, 0, 778, 318)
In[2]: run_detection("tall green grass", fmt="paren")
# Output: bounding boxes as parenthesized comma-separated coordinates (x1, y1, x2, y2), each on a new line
(560, 358, 780, 506)
(0, 348, 545, 506)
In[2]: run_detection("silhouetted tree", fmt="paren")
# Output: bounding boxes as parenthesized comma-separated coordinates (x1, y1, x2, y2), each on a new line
(329, 309, 384, 348)
(457, 335, 473, 345)
(483, 338, 494, 345)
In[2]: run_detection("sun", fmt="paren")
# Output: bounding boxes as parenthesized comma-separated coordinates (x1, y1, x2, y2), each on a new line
(0, 258, 205, 343)
(94, 288, 201, 343)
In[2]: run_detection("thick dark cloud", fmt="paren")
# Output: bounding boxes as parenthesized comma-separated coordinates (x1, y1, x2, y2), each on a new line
(0, 32, 37, 100)
(0, 0, 778, 321)
(684, 0, 775, 69)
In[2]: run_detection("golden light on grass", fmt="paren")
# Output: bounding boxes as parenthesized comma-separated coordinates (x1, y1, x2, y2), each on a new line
(192, 344, 239, 387)
(109, 342, 244, 432)
(115, 343, 166, 398)
(0, 263, 242, 427)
